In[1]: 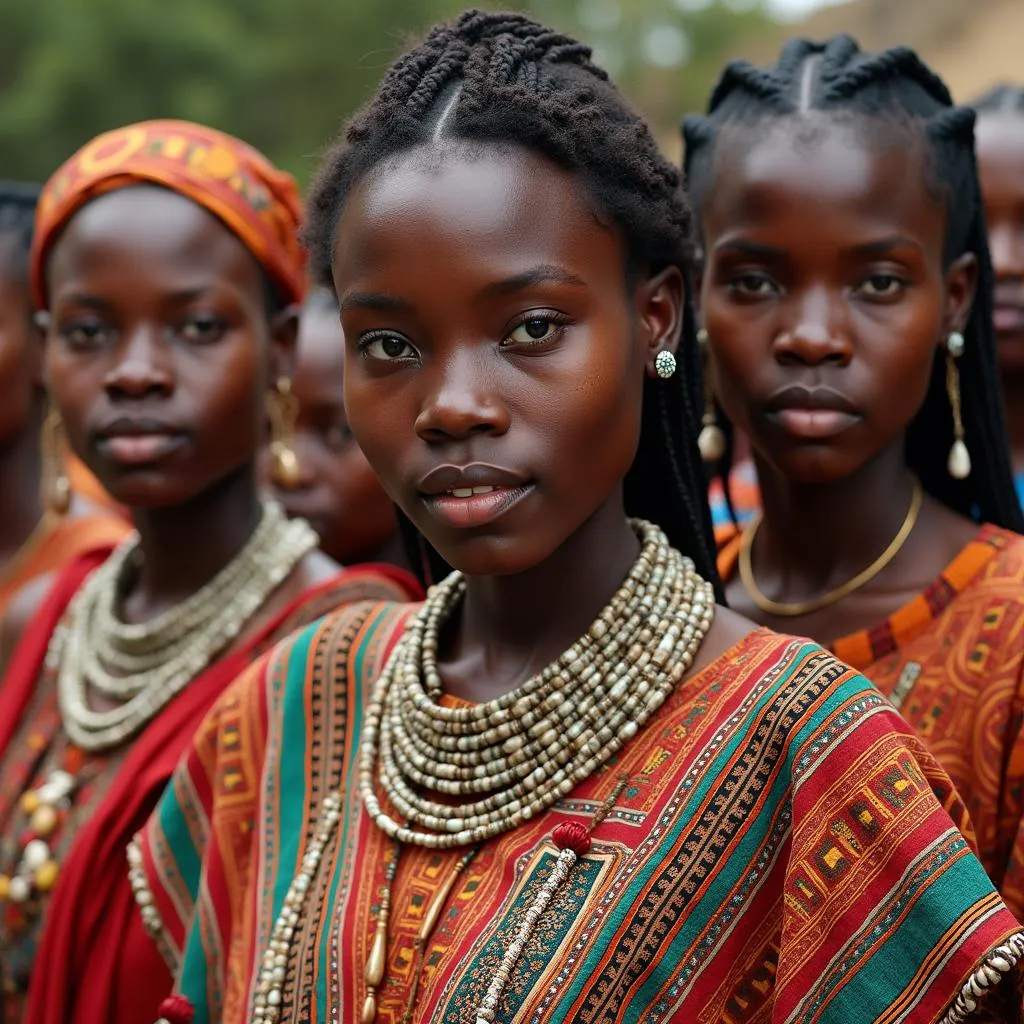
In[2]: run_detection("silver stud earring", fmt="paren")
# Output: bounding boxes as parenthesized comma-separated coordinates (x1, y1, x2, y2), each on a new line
(655, 349, 677, 379)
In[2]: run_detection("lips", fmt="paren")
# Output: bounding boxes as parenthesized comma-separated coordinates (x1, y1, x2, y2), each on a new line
(417, 463, 534, 529)
(94, 417, 188, 466)
(764, 384, 861, 441)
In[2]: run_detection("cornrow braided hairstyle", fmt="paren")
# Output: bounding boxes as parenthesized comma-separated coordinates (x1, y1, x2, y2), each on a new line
(306, 8, 723, 595)
(0, 181, 41, 288)
(683, 35, 1024, 533)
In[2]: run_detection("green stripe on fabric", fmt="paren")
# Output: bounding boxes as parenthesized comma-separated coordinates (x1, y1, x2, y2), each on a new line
(312, 604, 396, 1015)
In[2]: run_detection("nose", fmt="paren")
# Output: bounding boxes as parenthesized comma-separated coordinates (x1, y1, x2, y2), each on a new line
(414, 348, 512, 443)
(103, 324, 173, 399)
(771, 287, 853, 367)
(989, 223, 1024, 280)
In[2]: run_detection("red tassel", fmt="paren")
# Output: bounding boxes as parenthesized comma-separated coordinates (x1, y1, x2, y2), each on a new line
(553, 821, 591, 856)
(157, 996, 195, 1024)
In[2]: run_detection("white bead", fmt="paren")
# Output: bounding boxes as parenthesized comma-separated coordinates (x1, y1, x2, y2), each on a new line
(22, 839, 50, 870)
(8, 876, 31, 903)
(948, 439, 971, 480)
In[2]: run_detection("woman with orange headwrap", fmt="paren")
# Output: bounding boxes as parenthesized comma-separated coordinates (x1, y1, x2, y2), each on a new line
(0, 121, 420, 1024)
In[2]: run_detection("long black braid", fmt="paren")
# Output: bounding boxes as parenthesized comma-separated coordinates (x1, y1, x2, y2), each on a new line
(306, 9, 723, 595)
(0, 181, 40, 290)
(682, 36, 1023, 533)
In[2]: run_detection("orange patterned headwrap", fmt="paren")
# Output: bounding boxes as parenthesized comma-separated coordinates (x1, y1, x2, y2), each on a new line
(30, 119, 305, 309)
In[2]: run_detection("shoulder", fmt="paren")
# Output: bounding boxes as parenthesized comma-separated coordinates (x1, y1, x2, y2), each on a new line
(975, 524, 1024, 583)
(291, 552, 422, 605)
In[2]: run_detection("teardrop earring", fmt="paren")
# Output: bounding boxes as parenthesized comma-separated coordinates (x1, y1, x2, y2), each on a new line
(268, 377, 302, 488)
(696, 327, 726, 463)
(945, 330, 970, 480)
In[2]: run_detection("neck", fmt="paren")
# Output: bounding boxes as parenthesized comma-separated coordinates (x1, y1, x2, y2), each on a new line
(126, 463, 264, 615)
(450, 490, 640, 701)
(0, 396, 46, 566)
(751, 440, 916, 599)
(363, 529, 411, 573)
(1002, 373, 1024, 474)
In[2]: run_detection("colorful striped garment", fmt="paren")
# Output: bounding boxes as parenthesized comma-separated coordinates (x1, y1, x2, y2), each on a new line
(135, 602, 1024, 1024)
(720, 524, 1024, 921)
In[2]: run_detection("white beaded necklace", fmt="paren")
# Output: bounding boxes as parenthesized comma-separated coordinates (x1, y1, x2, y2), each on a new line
(56, 500, 317, 753)
(231, 520, 715, 1023)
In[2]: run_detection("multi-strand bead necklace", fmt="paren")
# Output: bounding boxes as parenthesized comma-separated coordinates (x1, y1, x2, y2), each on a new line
(5, 502, 316, 931)
(55, 500, 316, 753)
(245, 520, 715, 1023)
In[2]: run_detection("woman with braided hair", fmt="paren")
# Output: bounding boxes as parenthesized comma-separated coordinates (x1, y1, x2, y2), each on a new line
(688, 37, 1024, 916)
(974, 84, 1024, 504)
(135, 14, 1024, 1023)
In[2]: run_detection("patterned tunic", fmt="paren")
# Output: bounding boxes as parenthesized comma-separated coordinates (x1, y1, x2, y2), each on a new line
(137, 602, 1024, 1023)
(720, 524, 1024, 918)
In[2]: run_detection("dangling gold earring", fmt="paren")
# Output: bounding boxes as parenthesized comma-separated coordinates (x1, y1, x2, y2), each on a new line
(696, 327, 726, 463)
(945, 331, 970, 480)
(268, 376, 301, 489)
(41, 403, 71, 517)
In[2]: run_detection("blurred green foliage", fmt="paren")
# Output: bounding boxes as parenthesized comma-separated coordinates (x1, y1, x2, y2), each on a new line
(0, 0, 774, 185)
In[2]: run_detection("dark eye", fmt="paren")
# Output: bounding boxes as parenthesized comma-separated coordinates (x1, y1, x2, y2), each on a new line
(362, 333, 417, 361)
(857, 274, 905, 299)
(61, 320, 111, 350)
(180, 315, 227, 344)
(324, 423, 353, 449)
(729, 272, 779, 298)
(504, 315, 567, 347)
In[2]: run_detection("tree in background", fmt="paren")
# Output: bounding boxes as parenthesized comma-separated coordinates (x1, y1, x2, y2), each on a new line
(0, 0, 774, 184)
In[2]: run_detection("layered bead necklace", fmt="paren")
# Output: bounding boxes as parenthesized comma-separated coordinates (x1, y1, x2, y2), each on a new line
(245, 520, 715, 1024)
(6, 502, 316, 950)
(55, 500, 317, 753)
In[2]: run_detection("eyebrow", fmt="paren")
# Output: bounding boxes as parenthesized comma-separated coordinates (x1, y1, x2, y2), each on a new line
(339, 291, 410, 314)
(478, 265, 587, 299)
(339, 265, 587, 315)
(55, 286, 217, 308)
(845, 235, 923, 256)
(711, 239, 783, 259)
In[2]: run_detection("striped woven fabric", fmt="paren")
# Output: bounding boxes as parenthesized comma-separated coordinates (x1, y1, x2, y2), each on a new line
(136, 602, 1024, 1024)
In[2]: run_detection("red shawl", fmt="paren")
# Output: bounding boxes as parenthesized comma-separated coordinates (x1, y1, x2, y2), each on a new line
(0, 550, 419, 1024)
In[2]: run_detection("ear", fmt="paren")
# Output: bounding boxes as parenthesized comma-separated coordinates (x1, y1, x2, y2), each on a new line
(636, 265, 686, 379)
(33, 311, 51, 390)
(267, 303, 299, 385)
(942, 252, 979, 339)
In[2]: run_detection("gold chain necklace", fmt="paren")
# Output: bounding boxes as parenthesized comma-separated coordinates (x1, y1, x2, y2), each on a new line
(738, 476, 923, 618)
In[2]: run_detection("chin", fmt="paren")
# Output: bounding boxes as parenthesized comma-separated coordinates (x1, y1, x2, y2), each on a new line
(94, 473, 211, 511)
(762, 448, 865, 486)
(423, 531, 558, 579)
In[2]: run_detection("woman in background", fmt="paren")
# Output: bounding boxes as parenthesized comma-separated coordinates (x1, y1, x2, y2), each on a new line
(974, 84, 1024, 505)
(261, 286, 405, 569)
(687, 38, 1024, 914)
(0, 120, 418, 1024)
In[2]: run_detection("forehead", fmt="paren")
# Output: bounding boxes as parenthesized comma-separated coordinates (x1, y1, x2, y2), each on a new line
(333, 143, 625, 290)
(976, 116, 1024, 182)
(702, 115, 942, 240)
(47, 185, 262, 291)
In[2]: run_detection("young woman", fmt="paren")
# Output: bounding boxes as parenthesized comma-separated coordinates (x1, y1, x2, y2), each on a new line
(0, 121, 420, 1024)
(134, 18, 1023, 1024)
(685, 39, 1024, 914)
(974, 84, 1024, 504)
(0, 182, 128, 627)
(260, 286, 405, 568)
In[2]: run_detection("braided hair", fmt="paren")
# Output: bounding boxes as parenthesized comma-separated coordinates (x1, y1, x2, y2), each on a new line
(0, 181, 40, 290)
(683, 36, 1023, 533)
(306, 9, 723, 593)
